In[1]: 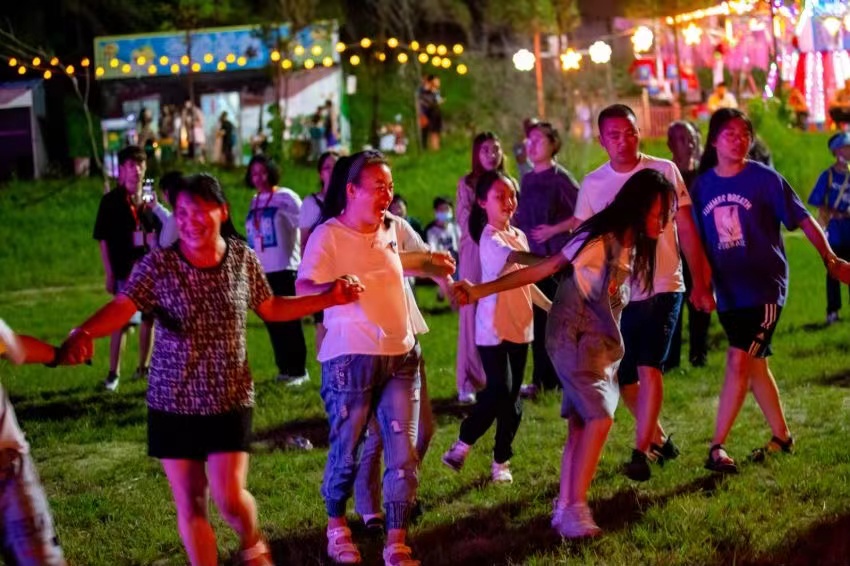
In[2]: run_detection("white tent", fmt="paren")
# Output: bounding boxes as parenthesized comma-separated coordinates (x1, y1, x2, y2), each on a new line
(0, 80, 48, 180)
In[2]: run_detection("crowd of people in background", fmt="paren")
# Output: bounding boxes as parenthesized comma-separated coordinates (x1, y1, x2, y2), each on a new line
(5, 99, 850, 566)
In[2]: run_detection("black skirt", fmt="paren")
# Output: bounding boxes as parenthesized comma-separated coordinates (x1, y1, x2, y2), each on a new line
(148, 407, 253, 460)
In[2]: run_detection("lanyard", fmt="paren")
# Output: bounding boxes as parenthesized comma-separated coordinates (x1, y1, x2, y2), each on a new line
(827, 166, 850, 211)
(251, 190, 275, 231)
(125, 191, 141, 230)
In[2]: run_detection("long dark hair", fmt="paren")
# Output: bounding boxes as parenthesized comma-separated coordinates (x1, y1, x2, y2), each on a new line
(469, 169, 518, 244)
(245, 154, 281, 188)
(321, 150, 392, 227)
(571, 169, 675, 294)
(175, 173, 246, 241)
(464, 132, 504, 191)
(698, 108, 754, 175)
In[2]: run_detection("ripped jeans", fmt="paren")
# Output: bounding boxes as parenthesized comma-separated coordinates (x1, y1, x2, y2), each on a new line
(320, 344, 421, 530)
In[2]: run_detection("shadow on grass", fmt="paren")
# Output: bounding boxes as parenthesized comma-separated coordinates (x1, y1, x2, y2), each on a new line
(740, 513, 850, 566)
(815, 369, 850, 388)
(252, 417, 330, 451)
(10, 389, 146, 425)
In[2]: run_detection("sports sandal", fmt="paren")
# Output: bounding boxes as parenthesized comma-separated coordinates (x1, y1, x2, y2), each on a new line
(383, 543, 420, 566)
(327, 526, 361, 564)
(751, 435, 794, 462)
(704, 444, 738, 474)
(239, 539, 273, 566)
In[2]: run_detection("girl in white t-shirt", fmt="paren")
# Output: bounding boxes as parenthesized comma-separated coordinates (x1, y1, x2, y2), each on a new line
(441, 170, 550, 484)
(452, 169, 675, 538)
(297, 151, 455, 566)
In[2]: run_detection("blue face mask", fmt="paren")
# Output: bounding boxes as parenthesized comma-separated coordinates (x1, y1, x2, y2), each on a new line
(435, 210, 453, 223)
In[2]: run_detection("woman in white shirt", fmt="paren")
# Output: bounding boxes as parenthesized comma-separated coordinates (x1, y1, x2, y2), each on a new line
(297, 151, 454, 566)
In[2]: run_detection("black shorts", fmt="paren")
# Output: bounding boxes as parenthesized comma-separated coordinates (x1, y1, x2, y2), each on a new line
(718, 305, 782, 358)
(619, 292, 684, 385)
(148, 408, 253, 460)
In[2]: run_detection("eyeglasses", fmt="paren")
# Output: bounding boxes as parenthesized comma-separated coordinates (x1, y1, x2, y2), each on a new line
(719, 130, 752, 142)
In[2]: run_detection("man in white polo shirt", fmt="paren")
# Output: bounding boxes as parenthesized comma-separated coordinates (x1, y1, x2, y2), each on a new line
(540, 104, 715, 481)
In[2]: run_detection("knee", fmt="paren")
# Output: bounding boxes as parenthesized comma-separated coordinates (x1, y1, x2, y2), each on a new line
(212, 488, 247, 520)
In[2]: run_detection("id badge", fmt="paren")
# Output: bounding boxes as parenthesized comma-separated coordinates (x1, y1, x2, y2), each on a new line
(133, 230, 144, 248)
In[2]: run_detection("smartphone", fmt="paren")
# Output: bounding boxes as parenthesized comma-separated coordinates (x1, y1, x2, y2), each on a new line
(142, 178, 155, 203)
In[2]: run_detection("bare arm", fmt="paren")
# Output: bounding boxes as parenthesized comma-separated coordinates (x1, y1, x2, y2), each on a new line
(530, 284, 552, 312)
(506, 250, 546, 266)
(675, 206, 716, 312)
(77, 294, 139, 338)
(399, 250, 456, 278)
(99, 241, 115, 294)
(299, 227, 313, 257)
(458, 253, 569, 303)
(530, 216, 582, 244)
(256, 277, 363, 322)
(800, 215, 837, 262)
(16, 336, 59, 365)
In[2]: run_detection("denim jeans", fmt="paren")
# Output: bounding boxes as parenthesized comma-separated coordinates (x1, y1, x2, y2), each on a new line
(354, 358, 433, 518)
(459, 341, 528, 464)
(320, 344, 421, 530)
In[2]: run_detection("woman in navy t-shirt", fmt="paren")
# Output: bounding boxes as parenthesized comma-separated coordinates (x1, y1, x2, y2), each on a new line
(691, 108, 850, 474)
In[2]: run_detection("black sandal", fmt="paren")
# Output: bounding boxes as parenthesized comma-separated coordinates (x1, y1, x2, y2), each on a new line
(751, 435, 794, 462)
(705, 444, 738, 474)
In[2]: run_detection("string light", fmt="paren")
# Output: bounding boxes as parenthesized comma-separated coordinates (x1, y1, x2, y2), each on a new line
(17, 66, 25, 75)
(191, 62, 201, 72)
(181, 55, 190, 65)
(360, 38, 371, 49)
(304, 59, 315, 69)
(588, 41, 612, 64)
(95, 66, 104, 77)
(418, 53, 429, 64)
(136, 55, 146, 65)
(397, 52, 408, 64)
(159, 55, 169, 65)
(121, 63, 131, 73)
(431, 56, 441, 66)
(282, 59, 293, 69)
(50, 57, 58, 66)
(294, 45, 305, 56)
(387, 38, 399, 48)
(683, 23, 703, 45)
(336, 42, 346, 53)
(453, 44, 463, 55)
(441, 58, 451, 69)
(456, 63, 468, 75)
(271, 50, 281, 62)
(170, 63, 180, 74)
(631, 26, 654, 53)
(147, 64, 157, 75)
(32, 56, 41, 66)
(109, 59, 119, 68)
(203, 53, 213, 63)
(349, 54, 360, 66)
(410, 41, 420, 51)
(377, 52, 387, 62)
(560, 49, 582, 71)
(236, 56, 247, 66)
(8, 58, 16, 66)
(43, 70, 52, 79)
(65, 64, 75, 75)
(322, 56, 333, 67)
(217, 61, 226, 71)
(426, 43, 436, 54)
(226, 53, 236, 63)
(311, 45, 322, 56)
(437, 45, 447, 56)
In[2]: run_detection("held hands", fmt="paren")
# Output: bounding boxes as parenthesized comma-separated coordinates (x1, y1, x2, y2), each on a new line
(424, 251, 456, 278)
(330, 275, 365, 305)
(827, 254, 850, 284)
(56, 328, 94, 366)
(451, 279, 480, 306)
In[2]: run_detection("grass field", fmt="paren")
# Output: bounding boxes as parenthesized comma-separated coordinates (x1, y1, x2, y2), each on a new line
(2, 123, 850, 565)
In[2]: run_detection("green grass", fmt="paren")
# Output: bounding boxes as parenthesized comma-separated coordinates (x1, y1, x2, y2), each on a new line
(1, 118, 850, 565)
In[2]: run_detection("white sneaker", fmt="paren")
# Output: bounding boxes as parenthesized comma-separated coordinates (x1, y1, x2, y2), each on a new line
(104, 373, 120, 392)
(552, 502, 602, 538)
(441, 440, 470, 472)
(457, 392, 476, 405)
(519, 383, 538, 399)
(276, 371, 310, 386)
(491, 461, 513, 484)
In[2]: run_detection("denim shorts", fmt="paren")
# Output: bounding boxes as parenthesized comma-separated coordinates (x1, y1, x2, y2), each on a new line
(619, 292, 683, 385)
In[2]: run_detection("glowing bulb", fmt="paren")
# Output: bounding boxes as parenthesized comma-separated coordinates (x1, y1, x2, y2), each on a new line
(588, 41, 612, 64)
(136, 56, 146, 65)
(159, 56, 169, 65)
(323, 56, 333, 67)
(122, 63, 131, 73)
(512, 49, 535, 72)
(8, 58, 16, 66)
(824, 17, 841, 37)
(147, 64, 157, 75)
(426, 43, 436, 54)
(410, 41, 420, 51)
(632, 25, 654, 53)
(17, 66, 25, 75)
(437, 45, 447, 56)
(560, 49, 582, 71)
(453, 44, 464, 55)
(304, 59, 315, 69)
(50, 57, 58, 66)
(191, 62, 201, 72)
(377, 52, 387, 62)
(336, 42, 346, 53)
(418, 53, 429, 64)
(683, 23, 703, 46)
(237, 56, 247, 66)
(170, 64, 180, 74)
(65, 64, 75, 75)
(217, 61, 226, 71)
(431, 56, 442, 66)
(32, 57, 41, 66)
(441, 58, 451, 69)
(293, 45, 305, 56)
(226, 53, 236, 63)
(203, 53, 213, 63)
(109, 59, 119, 68)
(81, 57, 90, 68)
(181, 55, 190, 65)
(349, 55, 361, 66)
(43, 70, 52, 79)
(397, 52, 409, 64)
(282, 59, 293, 70)
(311, 45, 322, 56)
(456, 63, 468, 75)
(95, 66, 104, 77)
(360, 38, 371, 49)
(387, 38, 399, 48)
(271, 50, 281, 62)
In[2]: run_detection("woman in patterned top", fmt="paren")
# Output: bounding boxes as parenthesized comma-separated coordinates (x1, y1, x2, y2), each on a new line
(60, 174, 363, 566)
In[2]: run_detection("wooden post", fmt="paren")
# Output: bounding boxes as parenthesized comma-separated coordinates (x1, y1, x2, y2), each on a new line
(534, 30, 545, 118)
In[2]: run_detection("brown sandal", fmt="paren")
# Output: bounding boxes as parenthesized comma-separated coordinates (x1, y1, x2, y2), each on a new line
(705, 444, 738, 474)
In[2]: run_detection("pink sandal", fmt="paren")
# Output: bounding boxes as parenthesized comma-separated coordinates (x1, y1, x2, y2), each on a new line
(383, 543, 420, 566)
(239, 539, 273, 566)
(327, 526, 361, 564)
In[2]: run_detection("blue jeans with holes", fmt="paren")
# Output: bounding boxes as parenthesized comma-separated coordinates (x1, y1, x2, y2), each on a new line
(320, 343, 421, 530)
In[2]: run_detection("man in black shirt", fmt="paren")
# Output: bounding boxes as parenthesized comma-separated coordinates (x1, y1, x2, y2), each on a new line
(93, 146, 161, 390)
